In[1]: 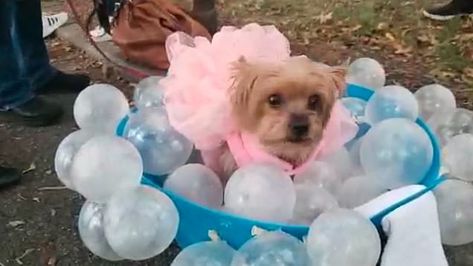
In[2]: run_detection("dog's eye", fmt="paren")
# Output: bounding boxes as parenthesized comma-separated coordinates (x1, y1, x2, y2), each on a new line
(268, 94, 283, 108)
(308, 95, 320, 110)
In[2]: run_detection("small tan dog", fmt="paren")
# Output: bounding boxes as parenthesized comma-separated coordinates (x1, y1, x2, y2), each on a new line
(215, 56, 347, 177)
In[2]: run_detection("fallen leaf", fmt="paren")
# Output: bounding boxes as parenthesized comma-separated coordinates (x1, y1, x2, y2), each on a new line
(7, 220, 25, 227)
(316, 12, 333, 24)
(22, 162, 36, 175)
(385, 32, 396, 42)
(32, 197, 40, 203)
(50, 209, 57, 217)
(376, 22, 389, 31)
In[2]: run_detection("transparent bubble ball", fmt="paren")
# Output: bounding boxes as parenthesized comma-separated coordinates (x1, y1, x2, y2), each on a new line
(341, 97, 367, 118)
(54, 130, 95, 189)
(365, 85, 419, 125)
(346, 58, 386, 90)
(433, 180, 473, 246)
(307, 209, 381, 266)
(293, 161, 341, 194)
(171, 241, 235, 266)
(320, 148, 356, 181)
(164, 164, 223, 208)
(292, 186, 339, 225)
(224, 164, 296, 222)
(134, 76, 165, 109)
(231, 231, 311, 266)
(73, 84, 129, 134)
(414, 84, 456, 122)
(429, 108, 473, 146)
(104, 186, 179, 260)
(78, 201, 122, 261)
(124, 108, 193, 176)
(70, 135, 143, 203)
(337, 176, 389, 208)
(360, 118, 433, 189)
(442, 134, 473, 182)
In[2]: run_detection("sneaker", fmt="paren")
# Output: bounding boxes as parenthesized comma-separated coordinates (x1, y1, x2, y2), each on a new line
(0, 166, 21, 188)
(0, 97, 63, 127)
(37, 71, 90, 95)
(42, 12, 69, 38)
(422, 0, 473, 21)
(90, 25, 113, 42)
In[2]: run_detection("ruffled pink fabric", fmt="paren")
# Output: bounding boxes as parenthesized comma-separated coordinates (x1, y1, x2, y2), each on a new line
(161, 23, 291, 150)
(161, 23, 358, 174)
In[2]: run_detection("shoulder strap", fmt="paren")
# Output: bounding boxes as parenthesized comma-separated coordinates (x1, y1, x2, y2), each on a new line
(65, 0, 149, 80)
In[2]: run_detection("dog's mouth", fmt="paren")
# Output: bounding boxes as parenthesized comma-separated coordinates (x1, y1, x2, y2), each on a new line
(286, 136, 312, 144)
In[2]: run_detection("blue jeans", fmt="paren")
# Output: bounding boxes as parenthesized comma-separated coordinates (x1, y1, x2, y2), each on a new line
(0, 0, 56, 110)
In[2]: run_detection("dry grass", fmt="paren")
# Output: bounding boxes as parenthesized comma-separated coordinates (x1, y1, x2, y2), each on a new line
(218, 0, 473, 105)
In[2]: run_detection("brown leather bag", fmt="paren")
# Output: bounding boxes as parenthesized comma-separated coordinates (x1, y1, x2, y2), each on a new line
(111, 0, 211, 70)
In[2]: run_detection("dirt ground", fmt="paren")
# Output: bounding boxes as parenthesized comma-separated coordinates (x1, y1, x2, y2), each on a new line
(0, 0, 472, 265)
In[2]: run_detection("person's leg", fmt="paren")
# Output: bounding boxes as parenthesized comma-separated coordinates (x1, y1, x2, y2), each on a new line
(0, 0, 62, 126)
(0, 0, 35, 110)
(15, 0, 90, 94)
(423, 0, 473, 21)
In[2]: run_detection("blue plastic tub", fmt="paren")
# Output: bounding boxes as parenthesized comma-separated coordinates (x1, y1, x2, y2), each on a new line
(116, 83, 444, 249)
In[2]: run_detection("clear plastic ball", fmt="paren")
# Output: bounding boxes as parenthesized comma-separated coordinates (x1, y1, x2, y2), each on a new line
(78, 201, 122, 261)
(346, 58, 386, 90)
(341, 97, 367, 118)
(54, 130, 94, 189)
(104, 186, 179, 260)
(365, 85, 419, 125)
(231, 231, 310, 266)
(414, 84, 456, 122)
(292, 186, 339, 225)
(73, 84, 129, 134)
(429, 108, 473, 146)
(360, 118, 433, 189)
(320, 148, 356, 181)
(70, 135, 143, 203)
(294, 161, 341, 194)
(433, 180, 473, 246)
(442, 134, 473, 182)
(164, 164, 223, 208)
(171, 241, 235, 266)
(133, 76, 165, 109)
(224, 164, 296, 222)
(307, 209, 381, 266)
(124, 108, 193, 176)
(337, 176, 389, 208)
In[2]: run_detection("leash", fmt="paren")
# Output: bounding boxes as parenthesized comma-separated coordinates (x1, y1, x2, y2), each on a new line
(65, 0, 149, 80)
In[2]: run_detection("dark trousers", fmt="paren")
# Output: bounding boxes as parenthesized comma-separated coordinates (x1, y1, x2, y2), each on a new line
(0, 0, 56, 109)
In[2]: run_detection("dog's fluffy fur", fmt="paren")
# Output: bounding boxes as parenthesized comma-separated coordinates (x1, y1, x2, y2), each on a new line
(217, 56, 346, 177)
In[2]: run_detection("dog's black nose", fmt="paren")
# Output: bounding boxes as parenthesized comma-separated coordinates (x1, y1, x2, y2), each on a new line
(289, 114, 309, 137)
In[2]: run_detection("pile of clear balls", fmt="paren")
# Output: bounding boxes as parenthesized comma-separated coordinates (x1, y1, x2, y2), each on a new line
(54, 57, 473, 265)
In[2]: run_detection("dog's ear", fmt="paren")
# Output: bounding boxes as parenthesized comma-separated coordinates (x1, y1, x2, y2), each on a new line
(230, 57, 260, 115)
(329, 66, 347, 97)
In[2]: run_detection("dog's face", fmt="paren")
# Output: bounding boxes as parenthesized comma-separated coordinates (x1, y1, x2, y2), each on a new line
(231, 56, 346, 164)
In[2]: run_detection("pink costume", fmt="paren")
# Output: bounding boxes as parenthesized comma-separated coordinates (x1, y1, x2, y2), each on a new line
(160, 23, 358, 175)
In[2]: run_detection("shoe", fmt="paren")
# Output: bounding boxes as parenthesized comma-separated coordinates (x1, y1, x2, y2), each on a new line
(42, 12, 69, 38)
(0, 166, 21, 188)
(423, 0, 473, 21)
(37, 71, 90, 95)
(0, 97, 63, 127)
